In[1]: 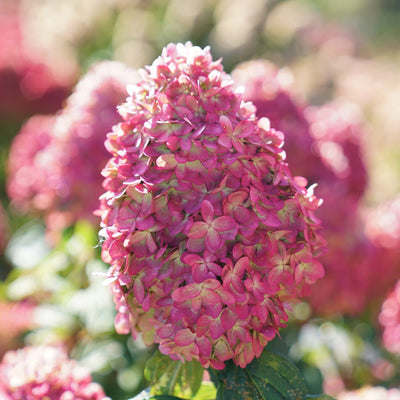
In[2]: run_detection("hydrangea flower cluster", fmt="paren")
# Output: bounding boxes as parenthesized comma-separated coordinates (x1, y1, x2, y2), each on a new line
(231, 60, 374, 315)
(7, 114, 56, 215)
(7, 61, 138, 238)
(338, 386, 400, 400)
(98, 42, 325, 369)
(0, 1, 74, 119)
(379, 279, 400, 355)
(0, 345, 110, 400)
(0, 302, 35, 357)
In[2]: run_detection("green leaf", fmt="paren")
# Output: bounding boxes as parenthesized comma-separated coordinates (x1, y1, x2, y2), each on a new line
(191, 381, 217, 400)
(211, 349, 326, 400)
(144, 350, 204, 398)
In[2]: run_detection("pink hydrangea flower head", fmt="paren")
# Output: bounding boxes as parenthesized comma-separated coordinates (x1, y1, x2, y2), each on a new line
(99, 42, 325, 369)
(8, 61, 138, 238)
(0, 301, 35, 357)
(379, 280, 400, 355)
(0, 1, 75, 119)
(362, 197, 400, 301)
(0, 345, 110, 400)
(338, 386, 400, 400)
(306, 101, 368, 223)
(44, 61, 139, 233)
(306, 218, 377, 316)
(7, 114, 57, 214)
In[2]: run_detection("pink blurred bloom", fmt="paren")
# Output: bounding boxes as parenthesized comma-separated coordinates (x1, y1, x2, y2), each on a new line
(0, 204, 9, 254)
(7, 114, 57, 214)
(99, 42, 325, 369)
(379, 280, 400, 355)
(0, 301, 35, 357)
(337, 386, 400, 400)
(0, 1, 75, 119)
(7, 61, 138, 238)
(0, 345, 110, 400)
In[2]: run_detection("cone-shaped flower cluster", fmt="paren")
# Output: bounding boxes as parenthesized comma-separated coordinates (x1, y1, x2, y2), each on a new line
(0, 345, 110, 400)
(99, 42, 325, 369)
(7, 61, 138, 238)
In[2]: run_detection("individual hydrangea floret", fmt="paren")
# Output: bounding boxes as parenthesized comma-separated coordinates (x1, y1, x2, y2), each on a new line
(0, 345, 110, 400)
(98, 42, 325, 369)
(7, 61, 138, 238)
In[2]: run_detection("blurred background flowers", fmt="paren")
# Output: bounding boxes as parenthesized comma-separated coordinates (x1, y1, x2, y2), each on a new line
(1, 0, 400, 399)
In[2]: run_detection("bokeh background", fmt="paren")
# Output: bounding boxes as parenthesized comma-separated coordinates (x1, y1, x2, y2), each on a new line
(1, 0, 400, 399)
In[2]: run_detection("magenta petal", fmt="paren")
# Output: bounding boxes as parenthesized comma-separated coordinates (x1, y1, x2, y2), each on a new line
(221, 308, 236, 330)
(133, 278, 145, 303)
(188, 222, 208, 239)
(175, 329, 196, 346)
(193, 264, 209, 283)
(209, 319, 224, 340)
(205, 229, 222, 252)
(213, 216, 237, 233)
(219, 115, 233, 133)
(196, 336, 212, 357)
(218, 134, 232, 148)
(201, 200, 214, 223)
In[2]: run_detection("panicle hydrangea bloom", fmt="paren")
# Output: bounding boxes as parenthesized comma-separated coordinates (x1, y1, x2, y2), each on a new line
(0, 301, 35, 357)
(337, 386, 400, 400)
(0, 1, 75, 119)
(362, 197, 400, 303)
(0, 345, 110, 400)
(379, 279, 400, 355)
(7, 61, 138, 238)
(7, 114, 56, 214)
(98, 42, 325, 369)
(231, 60, 373, 316)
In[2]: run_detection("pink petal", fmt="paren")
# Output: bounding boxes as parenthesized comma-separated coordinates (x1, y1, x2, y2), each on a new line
(156, 153, 177, 170)
(220, 308, 236, 330)
(205, 229, 222, 252)
(196, 336, 212, 357)
(209, 319, 224, 340)
(180, 283, 202, 299)
(214, 338, 234, 361)
(294, 260, 325, 285)
(218, 134, 232, 149)
(133, 278, 145, 303)
(193, 264, 209, 283)
(213, 216, 237, 233)
(201, 200, 214, 223)
(175, 329, 196, 346)
(187, 222, 208, 239)
(219, 115, 233, 133)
